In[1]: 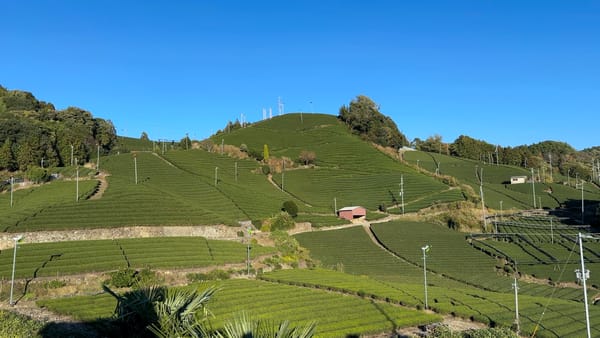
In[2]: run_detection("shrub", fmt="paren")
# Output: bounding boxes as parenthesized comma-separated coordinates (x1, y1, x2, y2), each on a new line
(26, 167, 50, 184)
(106, 268, 139, 288)
(271, 212, 294, 231)
(282, 200, 298, 217)
(261, 165, 270, 175)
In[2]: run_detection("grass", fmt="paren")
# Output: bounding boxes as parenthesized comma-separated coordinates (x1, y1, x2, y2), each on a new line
(261, 269, 600, 338)
(0, 237, 276, 279)
(37, 278, 441, 337)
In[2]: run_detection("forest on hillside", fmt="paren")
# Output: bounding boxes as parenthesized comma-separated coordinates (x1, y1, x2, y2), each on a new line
(0, 86, 117, 173)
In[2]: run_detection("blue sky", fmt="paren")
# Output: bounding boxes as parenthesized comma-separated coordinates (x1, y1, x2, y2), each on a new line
(2, 1, 598, 150)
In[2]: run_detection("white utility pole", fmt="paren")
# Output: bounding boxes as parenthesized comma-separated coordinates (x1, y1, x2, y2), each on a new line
(334, 197, 337, 215)
(576, 233, 592, 338)
(70, 144, 74, 166)
(9, 235, 23, 306)
(215, 167, 218, 186)
(581, 180, 585, 223)
(400, 175, 405, 214)
(531, 168, 537, 209)
(479, 167, 486, 231)
(513, 277, 520, 335)
(281, 160, 285, 191)
(76, 162, 79, 202)
(134, 156, 138, 185)
(422, 245, 430, 310)
(10, 176, 14, 207)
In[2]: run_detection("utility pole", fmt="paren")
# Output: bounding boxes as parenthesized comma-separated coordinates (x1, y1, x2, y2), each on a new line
(134, 155, 138, 185)
(531, 168, 536, 209)
(575, 233, 592, 338)
(400, 174, 405, 214)
(281, 160, 285, 191)
(421, 245, 430, 310)
(513, 277, 520, 335)
(234, 162, 238, 183)
(9, 235, 23, 306)
(580, 180, 585, 224)
(334, 197, 337, 215)
(76, 159, 79, 202)
(70, 144, 74, 166)
(479, 167, 486, 231)
(10, 176, 14, 207)
(97, 144, 100, 170)
(215, 167, 218, 186)
(549, 153, 553, 182)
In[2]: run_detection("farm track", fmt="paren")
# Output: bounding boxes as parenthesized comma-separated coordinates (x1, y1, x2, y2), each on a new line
(88, 172, 109, 200)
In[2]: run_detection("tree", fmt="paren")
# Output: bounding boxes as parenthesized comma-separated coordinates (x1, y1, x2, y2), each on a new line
(140, 131, 149, 141)
(282, 201, 298, 217)
(263, 144, 270, 161)
(298, 150, 316, 165)
(338, 95, 408, 148)
(0, 138, 16, 170)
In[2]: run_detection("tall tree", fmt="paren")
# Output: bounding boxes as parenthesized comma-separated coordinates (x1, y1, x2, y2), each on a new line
(338, 95, 408, 148)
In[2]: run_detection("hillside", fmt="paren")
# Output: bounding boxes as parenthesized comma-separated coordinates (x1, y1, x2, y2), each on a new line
(2, 109, 600, 337)
(0, 86, 117, 174)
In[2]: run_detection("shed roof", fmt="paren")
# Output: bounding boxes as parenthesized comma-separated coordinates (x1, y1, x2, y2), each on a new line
(338, 206, 364, 212)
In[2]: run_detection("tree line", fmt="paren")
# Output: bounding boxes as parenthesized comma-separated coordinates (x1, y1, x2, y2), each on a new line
(415, 134, 591, 181)
(0, 85, 117, 172)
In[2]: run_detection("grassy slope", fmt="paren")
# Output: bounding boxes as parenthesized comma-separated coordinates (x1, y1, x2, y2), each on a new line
(213, 114, 460, 213)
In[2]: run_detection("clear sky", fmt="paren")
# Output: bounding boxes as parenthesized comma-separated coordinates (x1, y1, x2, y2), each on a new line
(2, 1, 598, 150)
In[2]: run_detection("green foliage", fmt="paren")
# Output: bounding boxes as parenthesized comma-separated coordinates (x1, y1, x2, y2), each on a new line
(263, 144, 270, 161)
(269, 212, 295, 231)
(338, 95, 408, 148)
(0, 86, 117, 171)
(140, 131, 149, 141)
(0, 310, 43, 337)
(261, 164, 270, 175)
(26, 166, 50, 184)
(218, 312, 317, 338)
(106, 267, 140, 288)
(187, 269, 231, 282)
(103, 284, 217, 338)
(282, 200, 298, 217)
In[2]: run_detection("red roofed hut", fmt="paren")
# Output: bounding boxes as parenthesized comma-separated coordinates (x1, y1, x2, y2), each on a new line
(337, 206, 367, 220)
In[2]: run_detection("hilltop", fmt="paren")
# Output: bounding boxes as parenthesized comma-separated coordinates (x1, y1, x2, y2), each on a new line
(2, 87, 600, 337)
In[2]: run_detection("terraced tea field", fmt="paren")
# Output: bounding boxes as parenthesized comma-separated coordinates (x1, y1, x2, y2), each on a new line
(0, 237, 275, 279)
(38, 279, 441, 337)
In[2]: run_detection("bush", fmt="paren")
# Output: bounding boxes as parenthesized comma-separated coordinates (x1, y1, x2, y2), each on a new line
(186, 269, 230, 282)
(271, 212, 295, 231)
(106, 268, 139, 288)
(282, 200, 298, 217)
(261, 165, 271, 175)
(26, 167, 50, 184)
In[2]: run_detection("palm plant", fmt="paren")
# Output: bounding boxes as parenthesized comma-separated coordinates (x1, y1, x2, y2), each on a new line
(218, 312, 316, 338)
(103, 284, 217, 338)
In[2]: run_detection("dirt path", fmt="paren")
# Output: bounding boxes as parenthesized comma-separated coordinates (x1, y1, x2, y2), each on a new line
(88, 172, 109, 200)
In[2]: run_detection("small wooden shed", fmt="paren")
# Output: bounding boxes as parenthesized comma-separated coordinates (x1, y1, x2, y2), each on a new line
(338, 206, 367, 220)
